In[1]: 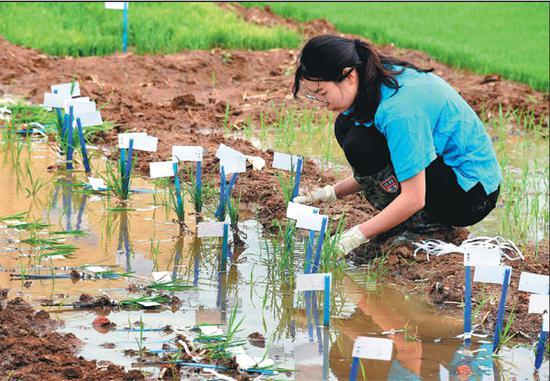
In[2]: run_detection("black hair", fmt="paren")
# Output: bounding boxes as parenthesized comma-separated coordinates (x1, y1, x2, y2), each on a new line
(293, 35, 433, 123)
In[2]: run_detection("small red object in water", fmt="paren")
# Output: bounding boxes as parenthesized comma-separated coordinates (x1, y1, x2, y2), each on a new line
(93, 316, 111, 327)
(456, 365, 472, 375)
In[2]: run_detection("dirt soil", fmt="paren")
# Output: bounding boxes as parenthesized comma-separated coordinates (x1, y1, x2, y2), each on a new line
(0, 295, 146, 380)
(0, 2, 548, 360)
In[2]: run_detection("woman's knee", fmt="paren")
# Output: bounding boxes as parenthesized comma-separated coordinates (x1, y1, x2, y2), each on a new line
(343, 126, 391, 176)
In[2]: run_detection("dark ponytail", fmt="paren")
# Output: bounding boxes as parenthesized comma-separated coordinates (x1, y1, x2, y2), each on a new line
(294, 35, 433, 123)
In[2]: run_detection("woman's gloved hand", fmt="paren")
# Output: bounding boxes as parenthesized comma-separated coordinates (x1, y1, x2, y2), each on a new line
(337, 225, 369, 257)
(293, 185, 337, 205)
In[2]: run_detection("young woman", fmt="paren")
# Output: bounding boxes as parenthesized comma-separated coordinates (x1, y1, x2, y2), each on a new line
(293, 35, 502, 256)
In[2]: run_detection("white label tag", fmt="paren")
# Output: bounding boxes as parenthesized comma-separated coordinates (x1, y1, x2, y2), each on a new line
(75, 111, 103, 127)
(105, 2, 126, 10)
(117, 132, 147, 148)
(118, 134, 158, 152)
(439, 364, 449, 381)
(296, 213, 327, 231)
(272, 152, 302, 172)
(152, 271, 172, 284)
(51, 82, 80, 98)
(295, 273, 331, 291)
(215, 143, 245, 161)
(286, 201, 319, 220)
(197, 222, 226, 238)
(43, 92, 66, 108)
(352, 337, 393, 361)
(473, 265, 512, 285)
(528, 294, 549, 314)
(220, 156, 247, 174)
(518, 272, 549, 295)
(64, 98, 95, 114)
(543, 313, 549, 332)
(463, 246, 501, 266)
(149, 161, 174, 178)
(172, 146, 203, 162)
(198, 325, 224, 336)
(88, 177, 106, 191)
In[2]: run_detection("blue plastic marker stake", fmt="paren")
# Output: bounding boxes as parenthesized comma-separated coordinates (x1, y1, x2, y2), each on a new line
(52, 89, 64, 130)
(122, 2, 128, 53)
(76, 118, 91, 173)
(215, 166, 226, 220)
(349, 357, 360, 381)
(195, 160, 202, 212)
(312, 217, 328, 273)
(304, 230, 316, 274)
(69, 105, 74, 133)
(172, 162, 183, 216)
(119, 147, 126, 179)
(535, 323, 548, 370)
(323, 274, 331, 327)
(66, 116, 73, 170)
(291, 157, 303, 201)
(221, 223, 229, 269)
(492, 268, 511, 352)
(464, 265, 472, 345)
(62, 113, 69, 152)
(124, 138, 134, 196)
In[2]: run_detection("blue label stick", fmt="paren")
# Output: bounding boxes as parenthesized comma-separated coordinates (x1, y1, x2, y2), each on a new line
(323, 274, 331, 327)
(124, 138, 134, 196)
(122, 2, 128, 53)
(221, 223, 229, 270)
(492, 268, 511, 352)
(313, 217, 328, 273)
(76, 118, 91, 173)
(535, 319, 548, 370)
(195, 161, 202, 212)
(291, 157, 303, 201)
(349, 357, 360, 381)
(172, 162, 184, 217)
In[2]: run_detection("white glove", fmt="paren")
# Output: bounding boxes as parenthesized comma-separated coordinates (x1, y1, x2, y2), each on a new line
(337, 225, 369, 257)
(294, 185, 337, 205)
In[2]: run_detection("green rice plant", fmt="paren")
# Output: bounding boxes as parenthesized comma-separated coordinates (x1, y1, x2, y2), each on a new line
(102, 155, 136, 201)
(168, 177, 185, 229)
(0, 212, 27, 222)
(24, 159, 50, 199)
(275, 162, 297, 205)
(149, 238, 161, 270)
(495, 307, 517, 353)
(118, 295, 171, 308)
(318, 216, 347, 273)
(267, 219, 297, 278)
(183, 164, 204, 215)
(227, 194, 241, 235)
(200, 303, 246, 360)
(147, 280, 194, 292)
(0, 3, 300, 56)
(49, 229, 88, 237)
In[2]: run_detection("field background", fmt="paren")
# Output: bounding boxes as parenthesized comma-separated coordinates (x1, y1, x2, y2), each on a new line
(0, 2, 547, 90)
(247, 2, 549, 91)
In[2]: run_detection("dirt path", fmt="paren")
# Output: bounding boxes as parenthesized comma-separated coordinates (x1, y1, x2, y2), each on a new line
(0, 4, 548, 343)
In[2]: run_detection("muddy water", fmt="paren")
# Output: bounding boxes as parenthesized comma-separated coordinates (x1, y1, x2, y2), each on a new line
(0, 140, 548, 381)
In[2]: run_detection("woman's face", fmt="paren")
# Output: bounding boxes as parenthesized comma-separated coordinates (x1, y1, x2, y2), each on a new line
(301, 68, 359, 112)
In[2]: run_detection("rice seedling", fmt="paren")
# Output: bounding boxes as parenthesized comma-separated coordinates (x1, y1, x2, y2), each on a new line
(403, 321, 420, 342)
(118, 295, 171, 309)
(495, 307, 517, 353)
(169, 168, 185, 231)
(318, 216, 347, 273)
(267, 219, 297, 277)
(227, 193, 242, 238)
(183, 164, 204, 215)
(0, 211, 27, 222)
(147, 280, 194, 292)
(149, 238, 160, 270)
(102, 149, 136, 201)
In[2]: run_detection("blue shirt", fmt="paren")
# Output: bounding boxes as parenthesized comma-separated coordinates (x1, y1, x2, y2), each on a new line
(344, 66, 502, 194)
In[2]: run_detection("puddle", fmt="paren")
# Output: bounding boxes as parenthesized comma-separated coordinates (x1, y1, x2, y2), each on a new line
(0, 138, 548, 380)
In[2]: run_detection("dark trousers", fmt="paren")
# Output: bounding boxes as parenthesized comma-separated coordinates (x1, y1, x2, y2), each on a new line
(335, 114, 499, 227)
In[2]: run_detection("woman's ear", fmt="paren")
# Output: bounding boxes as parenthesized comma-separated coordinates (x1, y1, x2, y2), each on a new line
(342, 67, 357, 84)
